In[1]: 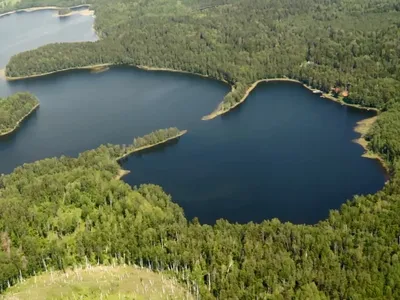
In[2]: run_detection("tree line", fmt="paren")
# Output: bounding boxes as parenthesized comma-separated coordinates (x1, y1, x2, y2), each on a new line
(0, 92, 39, 136)
(5, 0, 400, 111)
(0, 118, 400, 298)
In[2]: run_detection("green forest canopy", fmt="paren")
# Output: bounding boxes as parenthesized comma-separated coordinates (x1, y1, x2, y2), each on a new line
(1, 0, 400, 298)
(4, 0, 400, 112)
(0, 92, 39, 135)
(0, 107, 400, 298)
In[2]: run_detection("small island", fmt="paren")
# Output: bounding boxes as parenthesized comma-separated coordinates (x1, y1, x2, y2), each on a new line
(0, 92, 39, 136)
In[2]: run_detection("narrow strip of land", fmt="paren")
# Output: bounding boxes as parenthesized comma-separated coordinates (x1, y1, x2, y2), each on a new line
(5, 64, 111, 81)
(0, 4, 91, 19)
(202, 78, 378, 121)
(0, 103, 39, 137)
(117, 130, 188, 162)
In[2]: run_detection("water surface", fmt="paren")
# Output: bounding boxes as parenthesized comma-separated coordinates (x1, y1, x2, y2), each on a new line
(0, 11, 386, 225)
(122, 82, 386, 224)
(0, 9, 97, 68)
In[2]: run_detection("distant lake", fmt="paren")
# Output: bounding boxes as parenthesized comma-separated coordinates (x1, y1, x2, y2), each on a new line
(0, 11, 386, 224)
(0, 9, 97, 68)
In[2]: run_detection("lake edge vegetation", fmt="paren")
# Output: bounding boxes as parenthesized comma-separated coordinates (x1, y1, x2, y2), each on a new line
(0, 92, 39, 137)
(1, 0, 400, 298)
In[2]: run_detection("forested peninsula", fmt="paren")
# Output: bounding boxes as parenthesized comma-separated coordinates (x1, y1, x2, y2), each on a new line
(0, 92, 39, 136)
(0, 1, 90, 16)
(1, 0, 400, 298)
(0, 109, 400, 298)
(5, 0, 400, 114)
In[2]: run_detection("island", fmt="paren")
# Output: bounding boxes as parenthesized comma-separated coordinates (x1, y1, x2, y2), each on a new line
(0, 92, 39, 136)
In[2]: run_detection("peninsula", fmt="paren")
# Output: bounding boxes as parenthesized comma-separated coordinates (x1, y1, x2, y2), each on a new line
(117, 127, 188, 161)
(0, 4, 91, 18)
(0, 92, 39, 136)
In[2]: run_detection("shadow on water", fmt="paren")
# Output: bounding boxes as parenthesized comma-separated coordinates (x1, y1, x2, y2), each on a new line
(118, 138, 180, 163)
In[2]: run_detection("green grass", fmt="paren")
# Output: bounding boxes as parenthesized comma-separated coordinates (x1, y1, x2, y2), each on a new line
(1, 266, 193, 300)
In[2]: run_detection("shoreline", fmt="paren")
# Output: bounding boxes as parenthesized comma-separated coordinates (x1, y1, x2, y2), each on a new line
(353, 116, 389, 174)
(0, 68, 5, 80)
(115, 169, 131, 180)
(5, 64, 112, 81)
(0, 102, 39, 137)
(116, 130, 188, 162)
(0, 4, 91, 19)
(57, 9, 94, 18)
(137, 65, 229, 84)
(201, 78, 378, 121)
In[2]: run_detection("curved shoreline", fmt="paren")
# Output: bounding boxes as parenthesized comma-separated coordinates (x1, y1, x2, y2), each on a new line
(116, 130, 188, 162)
(0, 4, 91, 19)
(353, 116, 389, 175)
(5, 64, 112, 81)
(0, 102, 40, 137)
(4, 63, 385, 171)
(201, 78, 378, 121)
(57, 9, 94, 18)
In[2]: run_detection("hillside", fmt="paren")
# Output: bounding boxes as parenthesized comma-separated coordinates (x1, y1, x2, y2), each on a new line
(1, 266, 192, 299)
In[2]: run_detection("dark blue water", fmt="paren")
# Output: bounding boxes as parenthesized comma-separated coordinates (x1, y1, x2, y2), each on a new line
(121, 82, 386, 224)
(0, 11, 386, 225)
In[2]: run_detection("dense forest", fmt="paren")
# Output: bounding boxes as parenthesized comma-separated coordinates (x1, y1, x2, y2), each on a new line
(0, 116, 400, 298)
(0, 92, 39, 136)
(1, 0, 400, 298)
(5, 0, 400, 113)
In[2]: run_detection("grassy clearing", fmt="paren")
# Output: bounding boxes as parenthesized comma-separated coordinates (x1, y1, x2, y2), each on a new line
(1, 266, 193, 300)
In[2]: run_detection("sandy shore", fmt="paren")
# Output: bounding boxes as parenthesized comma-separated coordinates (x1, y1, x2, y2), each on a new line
(0, 69, 5, 80)
(0, 103, 39, 137)
(57, 9, 94, 18)
(353, 116, 388, 173)
(0, 4, 90, 18)
(115, 169, 131, 180)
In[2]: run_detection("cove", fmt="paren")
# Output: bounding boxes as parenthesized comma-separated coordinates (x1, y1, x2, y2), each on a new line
(0, 11, 386, 225)
(121, 81, 386, 224)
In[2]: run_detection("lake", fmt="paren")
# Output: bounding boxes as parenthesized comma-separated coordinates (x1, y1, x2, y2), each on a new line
(0, 10, 386, 224)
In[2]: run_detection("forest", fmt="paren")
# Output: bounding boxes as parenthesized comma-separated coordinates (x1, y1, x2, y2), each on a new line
(0, 92, 39, 136)
(117, 127, 187, 160)
(0, 114, 400, 298)
(1, 0, 400, 298)
(4, 0, 400, 113)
